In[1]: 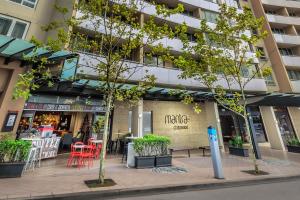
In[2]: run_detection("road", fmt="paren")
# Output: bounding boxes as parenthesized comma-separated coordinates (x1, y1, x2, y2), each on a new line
(110, 179, 300, 200)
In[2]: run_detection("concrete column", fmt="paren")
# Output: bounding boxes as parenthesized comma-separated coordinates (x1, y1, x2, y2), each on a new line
(135, 13, 144, 63)
(287, 107, 300, 140)
(205, 101, 224, 151)
(260, 106, 286, 151)
(194, 8, 202, 19)
(0, 60, 26, 135)
(131, 99, 143, 137)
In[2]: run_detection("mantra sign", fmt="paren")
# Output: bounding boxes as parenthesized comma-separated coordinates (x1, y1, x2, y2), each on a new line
(164, 114, 190, 130)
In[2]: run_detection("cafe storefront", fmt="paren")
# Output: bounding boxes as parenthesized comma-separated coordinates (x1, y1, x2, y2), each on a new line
(17, 94, 105, 140)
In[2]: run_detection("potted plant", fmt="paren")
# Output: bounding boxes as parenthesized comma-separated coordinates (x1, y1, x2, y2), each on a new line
(133, 135, 156, 168)
(0, 139, 31, 178)
(228, 135, 249, 157)
(153, 135, 172, 167)
(286, 137, 300, 153)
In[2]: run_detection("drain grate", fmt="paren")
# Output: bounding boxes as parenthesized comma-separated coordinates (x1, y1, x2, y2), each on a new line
(152, 166, 188, 174)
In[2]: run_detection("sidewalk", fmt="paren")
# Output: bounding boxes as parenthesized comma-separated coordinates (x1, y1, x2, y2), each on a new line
(1, 148, 300, 199)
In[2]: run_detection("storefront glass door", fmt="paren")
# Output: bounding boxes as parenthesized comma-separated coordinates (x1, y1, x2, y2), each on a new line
(274, 107, 296, 145)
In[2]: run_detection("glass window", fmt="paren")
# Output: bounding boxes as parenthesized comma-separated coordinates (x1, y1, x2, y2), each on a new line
(0, 15, 28, 39)
(144, 54, 164, 67)
(11, 21, 27, 38)
(10, 0, 38, 8)
(127, 111, 153, 135)
(203, 10, 219, 23)
(143, 111, 152, 135)
(0, 17, 12, 35)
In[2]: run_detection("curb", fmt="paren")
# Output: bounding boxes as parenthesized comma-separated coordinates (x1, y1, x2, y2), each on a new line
(22, 175, 300, 200)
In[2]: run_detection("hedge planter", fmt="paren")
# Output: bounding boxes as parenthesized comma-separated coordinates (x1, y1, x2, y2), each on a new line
(229, 147, 249, 157)
(0, 162, 26, 178)
(155, 155, 172, 167)
(135, 156, 155, 169)
(287, 145, 300, 153)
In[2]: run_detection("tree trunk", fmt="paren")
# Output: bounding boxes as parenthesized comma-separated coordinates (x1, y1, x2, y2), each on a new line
(98, 94, 113, 184)
(243, 115, 259, 173)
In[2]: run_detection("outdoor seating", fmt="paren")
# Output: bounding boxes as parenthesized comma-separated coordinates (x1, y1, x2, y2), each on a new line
(66, 141, 101, 168)
(67, 142, 84, 168)
(81, 145, 94, 168)
(61, 133, 73, 150)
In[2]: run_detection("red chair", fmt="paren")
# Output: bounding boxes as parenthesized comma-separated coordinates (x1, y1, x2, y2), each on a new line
(94, 143, 102, 159)
(88, 138, 97, 156)
(81, 145, 94, 168)
(67, 143, 84, 168)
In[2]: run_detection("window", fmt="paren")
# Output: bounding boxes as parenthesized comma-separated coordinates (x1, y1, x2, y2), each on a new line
(204, 0, 218, 3)
(144, 55, 164, 67)
(264, 74, 276, 86)
(9, 0, 38, 8)
(128, 111, 153, 135)
(271, 28, 285, 34)
(182, 10, 194, 17)
(287, 70, 300, 81)
(202, 10, 219, 23)
(0, 15, 28, 39)
(256, 47, 267, 59)
(186, 32, 196, 42)
(279, 48, 294, 56)
(265, 10, 277, 15)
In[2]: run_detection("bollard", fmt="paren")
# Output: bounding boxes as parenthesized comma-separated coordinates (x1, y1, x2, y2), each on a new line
(207, 126, 224, 179)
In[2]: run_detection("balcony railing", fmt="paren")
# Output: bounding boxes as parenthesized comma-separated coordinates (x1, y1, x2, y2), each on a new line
(262, 0, 300, 8)
(281, 55, 300, 67)
(291, 80, 300, 93)
(75, 52, 267, 92)
(273, 33, 300, 45)
(266, 14, 300, 26)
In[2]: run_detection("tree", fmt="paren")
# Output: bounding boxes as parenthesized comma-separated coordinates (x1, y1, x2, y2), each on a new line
(14, 0, 183, 184)
(174, 4, 271, 173)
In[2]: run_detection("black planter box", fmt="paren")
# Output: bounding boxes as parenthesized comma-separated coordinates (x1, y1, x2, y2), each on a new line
(229, 147, 249, 157)
(155, 155, 172, 167)
(135, 156, 155, 169)
(287, 145, 300, 153)
(0, 162, 25, 178)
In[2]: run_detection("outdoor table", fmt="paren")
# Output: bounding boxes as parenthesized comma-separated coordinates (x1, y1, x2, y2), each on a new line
(90, 140, 103, 144)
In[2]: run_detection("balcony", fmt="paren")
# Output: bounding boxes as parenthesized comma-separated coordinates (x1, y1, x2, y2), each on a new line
(76, 52, 267, 92)
(281, 55, 300, 67)
(291, 80, 300, 93)
(262, 0, 300, 8)
(273, 34, 300, 45)
(266, 14, 300, 26)
(179, 0, 219, 13)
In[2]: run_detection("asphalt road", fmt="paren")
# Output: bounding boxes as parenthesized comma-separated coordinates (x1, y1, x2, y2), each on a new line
(110, 179, 300, 200)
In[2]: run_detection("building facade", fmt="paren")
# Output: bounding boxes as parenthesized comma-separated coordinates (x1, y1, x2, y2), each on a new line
(1, 0, 299, 153)
(250, 0, 300, 151)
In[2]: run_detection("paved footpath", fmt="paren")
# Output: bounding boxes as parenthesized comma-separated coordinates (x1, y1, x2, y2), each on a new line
(112, 179, 300, 200)
(1, 148, 300, 199)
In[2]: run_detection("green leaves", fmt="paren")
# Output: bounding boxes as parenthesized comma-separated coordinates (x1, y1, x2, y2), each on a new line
(0, 140, 31, 163)
(229, 135, 244, 148)
(133, 134, 171, 156)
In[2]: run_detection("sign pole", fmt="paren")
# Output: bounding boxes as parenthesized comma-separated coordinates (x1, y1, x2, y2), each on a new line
(207, 126, 224, 179)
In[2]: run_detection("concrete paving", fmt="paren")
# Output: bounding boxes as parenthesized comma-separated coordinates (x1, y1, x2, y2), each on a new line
(0, 147, 300, 199)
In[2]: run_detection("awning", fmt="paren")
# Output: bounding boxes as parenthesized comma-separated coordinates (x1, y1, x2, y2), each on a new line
(0, 35, 77, 63)
(248, 93, 300, 107)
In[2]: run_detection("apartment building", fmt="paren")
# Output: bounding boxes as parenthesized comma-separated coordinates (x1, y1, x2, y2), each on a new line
(249, 0, 300, 151)
(0, 0, 75, 136)
(1, 0, 298, 153)
(70, 0, 273, 150)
